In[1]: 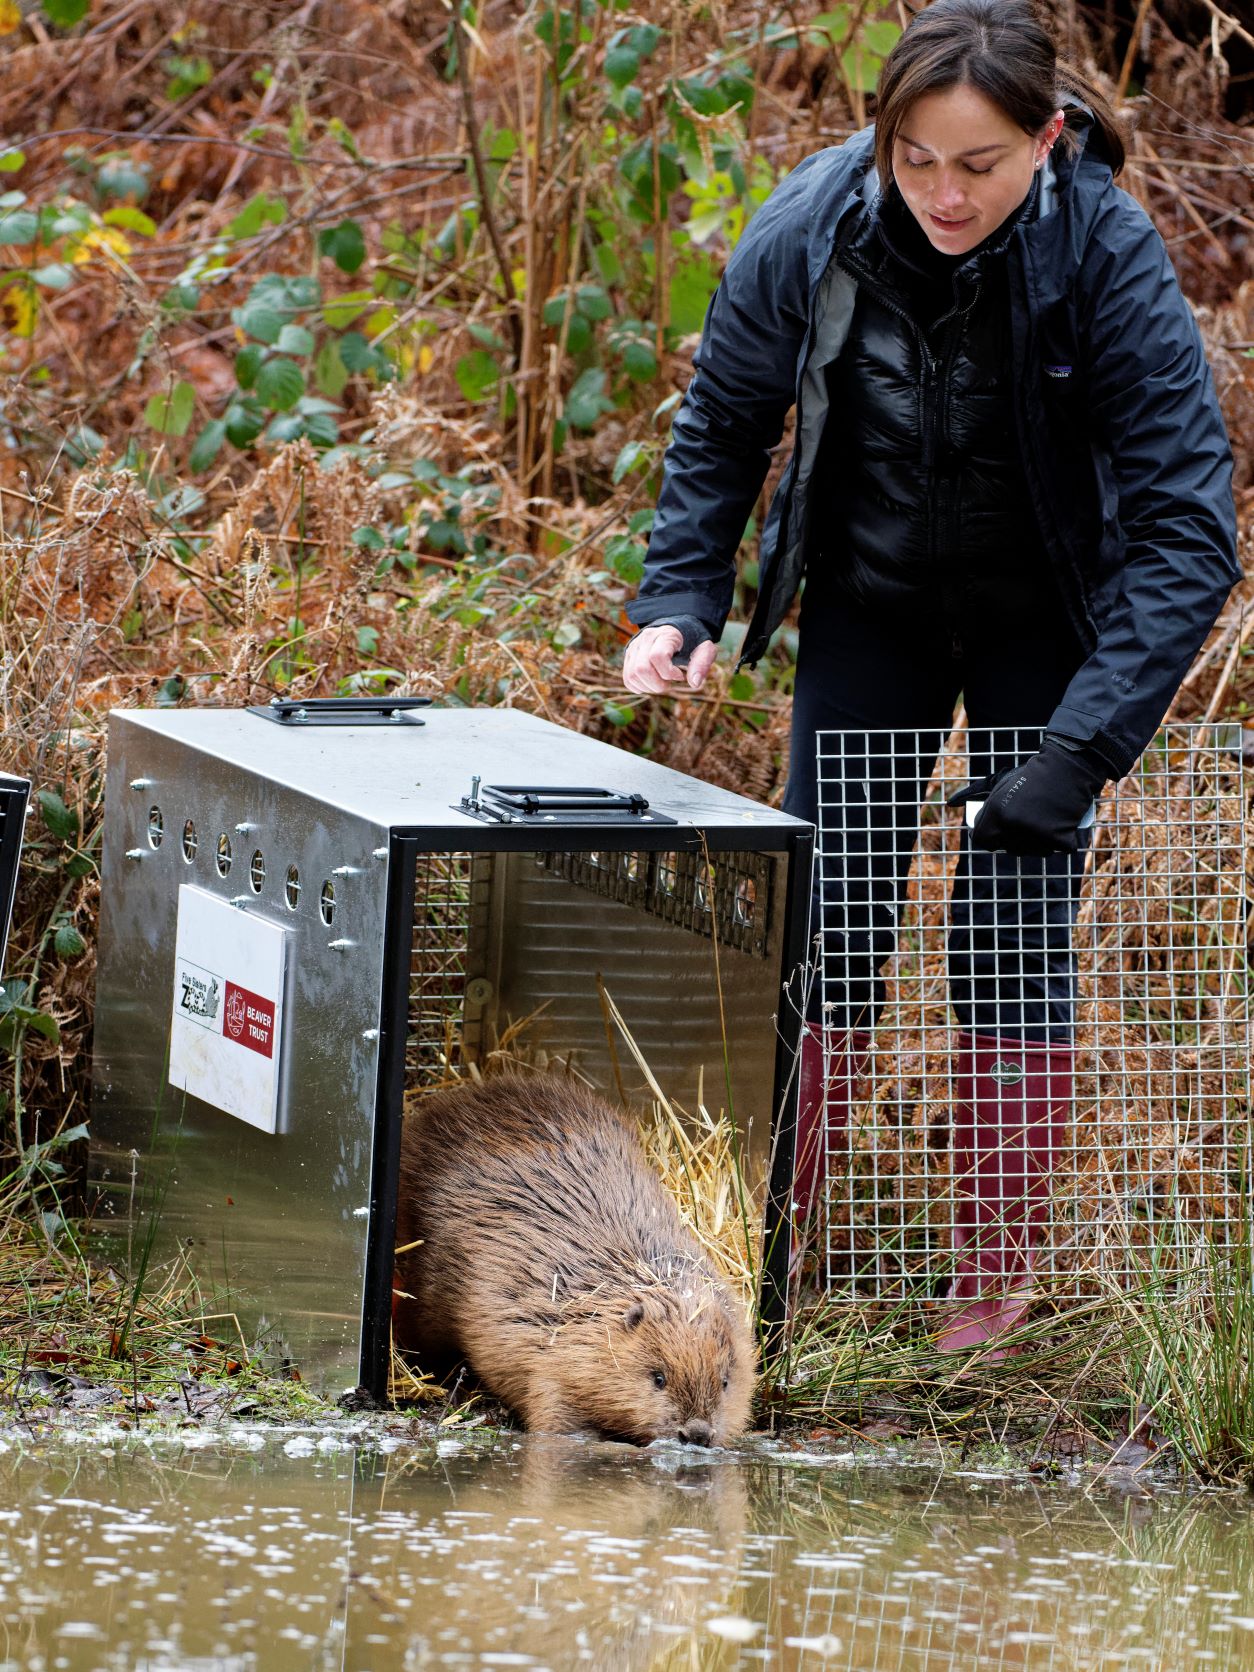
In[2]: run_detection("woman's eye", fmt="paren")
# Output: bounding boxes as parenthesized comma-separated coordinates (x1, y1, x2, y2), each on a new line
(904, 156, 931, 169)
(652, 1370, 667, 1390)
(966, 164, 994, 176)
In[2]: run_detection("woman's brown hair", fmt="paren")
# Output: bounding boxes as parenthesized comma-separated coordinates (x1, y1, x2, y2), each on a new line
(873, 0, 1126, 184)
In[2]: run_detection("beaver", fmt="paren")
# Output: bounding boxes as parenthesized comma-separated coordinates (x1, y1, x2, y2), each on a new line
(393, 1073, 757, 1445)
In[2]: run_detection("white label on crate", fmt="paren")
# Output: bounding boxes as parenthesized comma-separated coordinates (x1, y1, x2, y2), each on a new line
(168, 884, 287, 1134)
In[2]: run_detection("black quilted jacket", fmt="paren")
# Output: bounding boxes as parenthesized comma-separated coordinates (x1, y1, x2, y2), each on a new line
(626, 116, 1239, 777)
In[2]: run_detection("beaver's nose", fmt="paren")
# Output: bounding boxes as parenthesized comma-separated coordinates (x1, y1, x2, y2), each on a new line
(679, 1420, 713, 1447)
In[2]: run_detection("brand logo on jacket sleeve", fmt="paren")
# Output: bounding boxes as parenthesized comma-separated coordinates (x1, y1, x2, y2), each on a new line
(1044, 364, 1073, 379)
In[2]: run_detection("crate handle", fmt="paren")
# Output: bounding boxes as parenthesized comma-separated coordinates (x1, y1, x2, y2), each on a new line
(248, 697, 433, 727)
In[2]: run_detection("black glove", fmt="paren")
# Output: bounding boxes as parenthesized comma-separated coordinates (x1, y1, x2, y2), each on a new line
(948, 736, 1107, 857)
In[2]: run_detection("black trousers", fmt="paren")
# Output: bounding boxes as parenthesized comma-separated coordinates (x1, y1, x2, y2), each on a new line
(781, 592, 1089, 1042)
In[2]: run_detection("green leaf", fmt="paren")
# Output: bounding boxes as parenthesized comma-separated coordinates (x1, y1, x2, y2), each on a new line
(455, 348, 499, 403)
(621, 338, 658, 381)
(224, 400, 265, 448)
(565, 367, 614, 430)
(0, 151, 25, 174)
(32, 263, 73, 290)
(189, 419, 226, 473)
(234, 343, 263, 389)
(729, 671, 755, 701)
(668, 248, 719, 335)
(612, 439, 647, 484)
(602, 700, 635, 726)
(337, 331, 375, 373)
(314, 335, 349, 398)
(592, 243, 623, 287)
(321, 289, 373, 330)
(575, 284, 612, 321)
(225, 191, 287, 239)
(604, 44, 640, 88)
(37, 789, 78, 842)
(236, 304, 283, 345)
(0, 209, 38, 246)
(102, 205, 156, 236)
(467, 320, 506, 351)
(318, 219, 366, 274)
(41, 0, 89, 25)
(276, 322, 315, 356)
(144, 379, 196, 437)
(255, 357, 305, 411)
(28, 1011, 60, 1044)
(604, 535, 645, 583)
(356, 625, 379, 656)
(54, 924, 87, 959)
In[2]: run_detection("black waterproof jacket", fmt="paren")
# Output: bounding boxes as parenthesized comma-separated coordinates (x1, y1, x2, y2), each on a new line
(626, 119, 1239, 777)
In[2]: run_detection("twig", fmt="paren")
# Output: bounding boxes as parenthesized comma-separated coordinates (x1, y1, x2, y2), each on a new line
(454, 10, 521, 364)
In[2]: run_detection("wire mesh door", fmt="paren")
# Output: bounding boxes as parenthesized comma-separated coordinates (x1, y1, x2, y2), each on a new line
(812, 722, 1252, 1302)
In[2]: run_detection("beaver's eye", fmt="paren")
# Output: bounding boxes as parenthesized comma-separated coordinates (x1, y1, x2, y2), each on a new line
(652, 1370, 667, 1390)
(722, 1376, 729, 1392)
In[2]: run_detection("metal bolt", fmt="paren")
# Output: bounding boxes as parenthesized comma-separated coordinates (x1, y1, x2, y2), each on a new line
(465, 977, 494, 1006)
(470, 774, 481, 807)
(129, 778, 153, 791)
(331, 865, 360, 877)
(234, 822, 256, 834)
(328, 938, 354, 952)
(125, 848, 145, 861)
(372, 847, 389, 860)
(361, 1027, 380, 1041)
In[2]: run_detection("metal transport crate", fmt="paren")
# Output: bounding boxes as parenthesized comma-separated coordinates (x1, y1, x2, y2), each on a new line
(0, 771, 30, 989)
(813, 721, 1252, 1301)
(90, 701, 812, 1395)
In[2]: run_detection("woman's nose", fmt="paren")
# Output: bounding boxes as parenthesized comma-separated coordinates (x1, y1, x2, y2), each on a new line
(934, 172, 966, 209)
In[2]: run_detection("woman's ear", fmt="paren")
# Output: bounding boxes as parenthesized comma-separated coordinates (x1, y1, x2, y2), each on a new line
(1036, 107, 1066, 168)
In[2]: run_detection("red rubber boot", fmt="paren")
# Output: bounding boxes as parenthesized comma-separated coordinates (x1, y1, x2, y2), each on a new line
(936, 1033, 1072, 1357)
(793, 1024, 872, 1237)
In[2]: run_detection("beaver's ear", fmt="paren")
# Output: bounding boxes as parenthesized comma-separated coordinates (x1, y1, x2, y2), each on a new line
(622, 1301, 646, 1331)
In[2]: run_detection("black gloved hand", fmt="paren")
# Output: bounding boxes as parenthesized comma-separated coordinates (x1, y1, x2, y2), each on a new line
(948, 737, 1107, 857)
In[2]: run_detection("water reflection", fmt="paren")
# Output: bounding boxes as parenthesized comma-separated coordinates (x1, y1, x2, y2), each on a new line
(2, 1430, 1254, 1669)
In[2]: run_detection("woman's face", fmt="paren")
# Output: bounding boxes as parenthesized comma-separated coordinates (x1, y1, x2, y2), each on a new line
(892, 82, 1064, 255)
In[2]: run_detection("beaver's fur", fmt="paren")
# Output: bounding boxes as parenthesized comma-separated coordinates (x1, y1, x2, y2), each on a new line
(393, 1074, 757, 1445)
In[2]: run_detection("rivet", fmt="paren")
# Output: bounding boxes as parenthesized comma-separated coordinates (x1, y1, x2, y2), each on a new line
(328, 938, 354, 952)
(234, 822, 256, 834)
(128, 778, 153, 791)
(125, 848, 145, 861)
(361, 1027, 380, 1041)
(372, 847, 389, 860)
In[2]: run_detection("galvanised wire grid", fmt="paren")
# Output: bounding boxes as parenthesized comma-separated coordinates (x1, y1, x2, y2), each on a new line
(812, 722, 1252, 1301)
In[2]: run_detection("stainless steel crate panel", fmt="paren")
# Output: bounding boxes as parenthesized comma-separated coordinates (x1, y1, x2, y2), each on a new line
(90, 706, 811, 1393)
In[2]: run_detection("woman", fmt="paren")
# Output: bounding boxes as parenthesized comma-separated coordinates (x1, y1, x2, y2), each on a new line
(622, 0, 1238, 1354)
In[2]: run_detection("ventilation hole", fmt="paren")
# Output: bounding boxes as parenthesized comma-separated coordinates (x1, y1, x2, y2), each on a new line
(285, 865, 301, 910)
(216, 834, 233, 876)
(621, 852, 643, 884)
(733, 876, 756, 927)
(146, 807, 163, 849)
(319, 879, 336, 926)
(692, 876, 710, 915)
(249, 849, 265, 894)
(656, 853, 679, 896)
(181, 820, 198, 863)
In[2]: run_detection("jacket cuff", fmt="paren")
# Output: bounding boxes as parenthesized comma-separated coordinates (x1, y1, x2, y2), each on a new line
(641, 615, 711, 662)
(625, 591, 724, 641)
(1046, 706, 1136, 778)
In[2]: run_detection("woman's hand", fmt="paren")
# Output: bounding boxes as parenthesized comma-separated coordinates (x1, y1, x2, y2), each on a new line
(622, 626, 718, 695)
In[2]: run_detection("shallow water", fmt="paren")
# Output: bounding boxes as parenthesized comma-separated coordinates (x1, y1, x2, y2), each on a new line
(4, 1427, 1254, 1670)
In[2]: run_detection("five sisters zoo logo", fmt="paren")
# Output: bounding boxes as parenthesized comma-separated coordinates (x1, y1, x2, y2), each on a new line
(179, 964, 221, 1025)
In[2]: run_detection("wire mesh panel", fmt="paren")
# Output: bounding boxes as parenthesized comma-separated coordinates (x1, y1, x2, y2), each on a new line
(812, 722, 1252, 1302)
(407, 852, 491, 1084)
